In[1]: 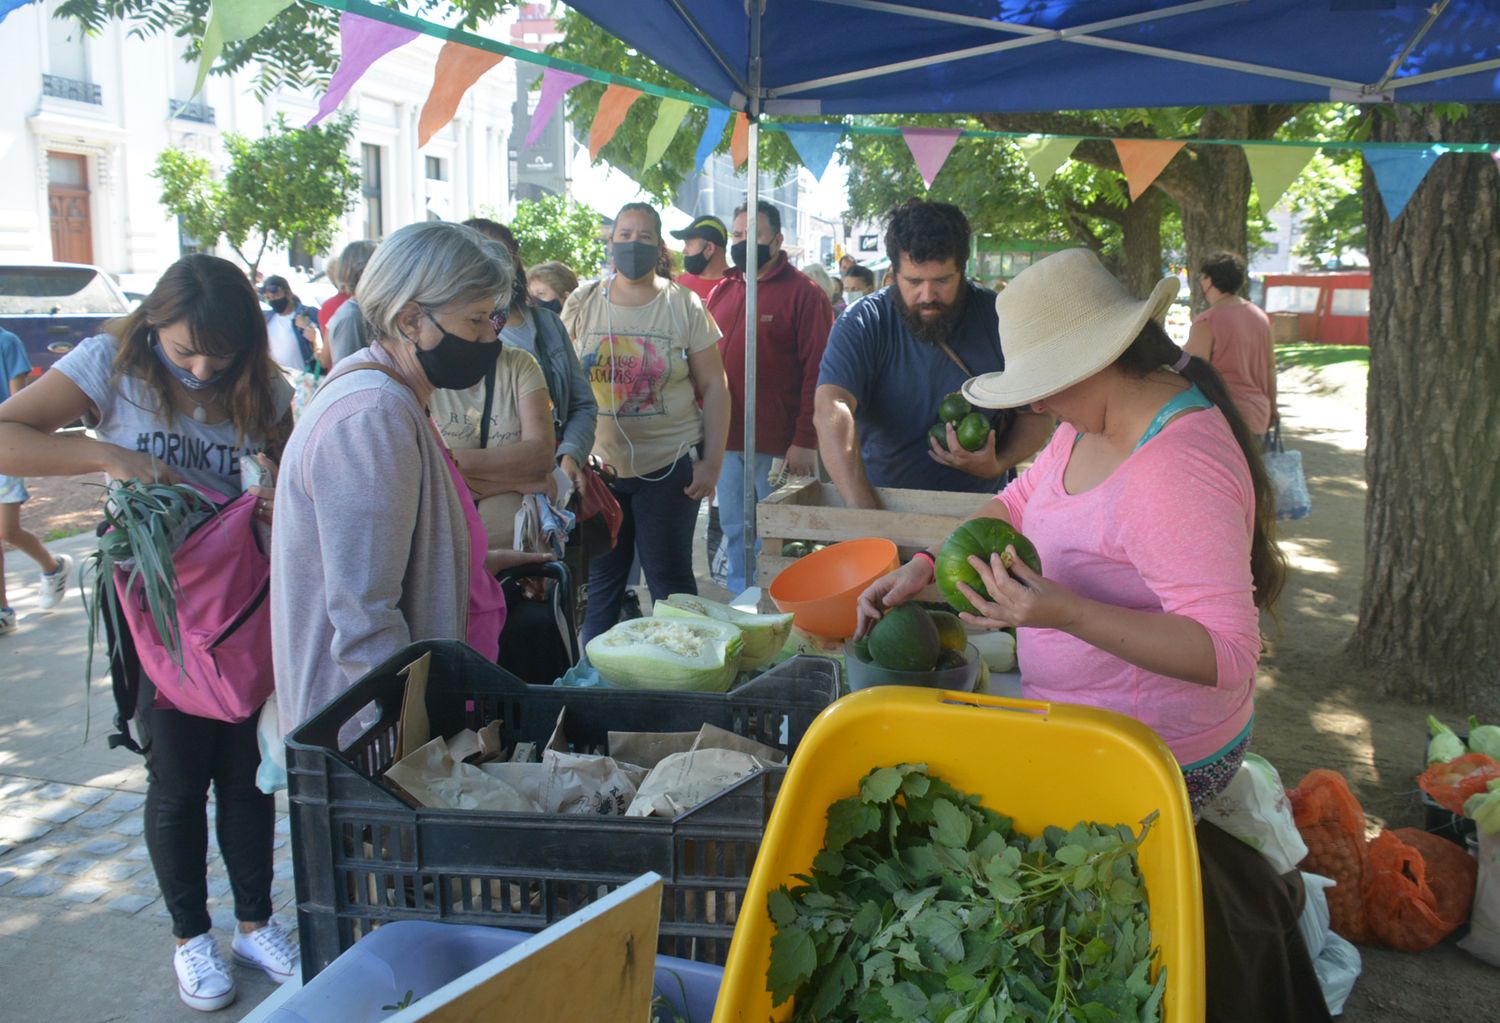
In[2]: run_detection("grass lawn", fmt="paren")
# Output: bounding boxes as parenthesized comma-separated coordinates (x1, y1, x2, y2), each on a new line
(1275, 342, 1370, 371)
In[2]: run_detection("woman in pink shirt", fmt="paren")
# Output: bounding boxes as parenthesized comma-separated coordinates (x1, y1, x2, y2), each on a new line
(1184, 251, 1277, 435)
(858, 249, 1286, 813)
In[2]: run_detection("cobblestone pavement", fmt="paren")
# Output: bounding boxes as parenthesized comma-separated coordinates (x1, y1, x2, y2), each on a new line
(0, 532, 288, 1020)
(0, 776, 297, 927)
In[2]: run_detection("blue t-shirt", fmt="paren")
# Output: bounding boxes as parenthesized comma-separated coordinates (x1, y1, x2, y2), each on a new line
(817, 281, 1008, 493)
(0, 328, 32, 390)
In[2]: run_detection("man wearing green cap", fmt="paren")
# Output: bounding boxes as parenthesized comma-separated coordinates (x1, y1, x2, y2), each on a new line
(671, 215, 730, 302)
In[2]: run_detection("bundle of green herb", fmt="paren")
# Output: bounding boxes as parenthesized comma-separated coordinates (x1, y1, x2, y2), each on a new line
(81, 480, 214, 734)
(767, 763, 1164, 1022)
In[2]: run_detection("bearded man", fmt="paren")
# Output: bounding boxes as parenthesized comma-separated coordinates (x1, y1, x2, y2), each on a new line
(815, 200, 1052, 507)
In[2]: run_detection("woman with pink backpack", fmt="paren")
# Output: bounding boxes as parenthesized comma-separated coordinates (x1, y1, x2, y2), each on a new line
(0, 254, 298, 1011)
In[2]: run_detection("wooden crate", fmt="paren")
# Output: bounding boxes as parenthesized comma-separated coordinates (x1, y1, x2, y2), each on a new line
(755, 479, 985, 601)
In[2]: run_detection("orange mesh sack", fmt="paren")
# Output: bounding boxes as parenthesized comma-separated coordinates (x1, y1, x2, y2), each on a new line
(1363, 827, 1478, 952)
(1288, 769, 1370, 942)
(1418, 753, 1500, 814)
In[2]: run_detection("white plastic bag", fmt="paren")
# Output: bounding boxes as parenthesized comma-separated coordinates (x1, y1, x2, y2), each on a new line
(1202, 753, 1308, 874)
(1459, 829, 1500, 966)
(1297, 872, 1336, 961)
(1296, 870, 1361, 1014)
(1313, 932, 1361, 1016)
(255, 695, 287, 795)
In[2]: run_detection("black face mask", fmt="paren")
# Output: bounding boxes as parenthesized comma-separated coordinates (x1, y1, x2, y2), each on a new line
(731, 241, 773, 270)
(612, 240, 659, 281)
(268, 297, 290, 314)
(682, 249, 711, 276)
(537, 298, 563, 314)
(416, 308, 503, 391)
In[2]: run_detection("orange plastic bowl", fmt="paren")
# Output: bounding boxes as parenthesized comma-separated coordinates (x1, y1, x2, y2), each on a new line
(767, 537, 899, 639)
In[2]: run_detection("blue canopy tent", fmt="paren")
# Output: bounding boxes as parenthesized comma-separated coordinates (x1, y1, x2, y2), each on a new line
(563, 0, 1500, 588)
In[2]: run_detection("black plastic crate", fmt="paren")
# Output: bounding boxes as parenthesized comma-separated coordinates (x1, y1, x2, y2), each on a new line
(286, 640, 840, 980)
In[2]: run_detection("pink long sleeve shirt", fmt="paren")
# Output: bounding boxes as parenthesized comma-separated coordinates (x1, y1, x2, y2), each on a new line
(995, 407, 1261, 766)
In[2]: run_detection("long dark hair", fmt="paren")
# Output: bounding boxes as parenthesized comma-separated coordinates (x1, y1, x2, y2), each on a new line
(1116, 318, 1287, 613)
(462, 218, 530, 312)
(103, 254, 283, 450)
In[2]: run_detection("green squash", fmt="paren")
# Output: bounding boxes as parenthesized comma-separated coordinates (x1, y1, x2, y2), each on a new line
(867, 604, 940, 673)
(936, 518, 1043, 615)
(585, 616, 744, 692)
(938, 392, 971, 424)
(955, 412, 991, 452)
(654, 594, 794, 670)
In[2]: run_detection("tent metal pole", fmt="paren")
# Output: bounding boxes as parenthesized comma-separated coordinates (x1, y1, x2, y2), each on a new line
(743, 121, 760, 595)
(742, 4, 763, 598)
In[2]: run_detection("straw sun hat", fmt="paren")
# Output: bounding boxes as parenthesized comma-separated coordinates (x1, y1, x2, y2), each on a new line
(962, 248, 1180, 410)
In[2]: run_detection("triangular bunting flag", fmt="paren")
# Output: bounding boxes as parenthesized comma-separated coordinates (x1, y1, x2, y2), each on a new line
(524, 67, 588, 148)
(782, 125, 843, 180)
(901, 127, 962, 189)
(588, 84, 643, 160)
(694, 108, 732, 172)
(731, 112, 750, 169)
(1113, 139, 1185, 201)
(419, 42, 505, 148)
(643, 98, 691, 170)
(1243, 145, 1314, 212)
(1365, 146, 1444, 221)
(310, 13, 420, 126)
(194, 0, 294, 98)
(1016, 136, 1080, 189)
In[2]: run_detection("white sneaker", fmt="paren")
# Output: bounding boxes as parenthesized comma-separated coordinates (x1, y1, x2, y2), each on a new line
(0, 608, 15, 635)
(38, 553, 72, 611)
(231, 921, 299, 984)
(174, 933, 236, 1012)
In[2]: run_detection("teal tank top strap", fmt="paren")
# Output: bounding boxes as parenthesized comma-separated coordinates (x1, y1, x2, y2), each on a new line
(1135, 383, 1212, 451)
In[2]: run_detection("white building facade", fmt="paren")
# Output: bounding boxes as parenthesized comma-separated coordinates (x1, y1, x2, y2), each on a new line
(1, 2, 519, 287)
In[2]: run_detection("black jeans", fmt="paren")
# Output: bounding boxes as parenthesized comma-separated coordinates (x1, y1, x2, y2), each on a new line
(143, 705, 274, 940)
(581, 453, 702, 645)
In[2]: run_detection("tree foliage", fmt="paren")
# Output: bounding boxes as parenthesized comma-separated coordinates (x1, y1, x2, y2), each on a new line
(57, 0, 521, 96)
(153, 115, 360, 278)
(508, 193, 607, 276)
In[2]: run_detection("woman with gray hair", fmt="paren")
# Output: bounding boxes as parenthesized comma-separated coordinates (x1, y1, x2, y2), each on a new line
(325, 239, 379, 365)
(271, 221, 551, 735)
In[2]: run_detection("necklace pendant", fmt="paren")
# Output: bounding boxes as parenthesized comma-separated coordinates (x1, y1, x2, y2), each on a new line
(192, 405, 208, 423)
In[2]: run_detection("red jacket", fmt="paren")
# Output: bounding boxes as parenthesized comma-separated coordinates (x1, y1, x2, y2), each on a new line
(707, 255, 833, 454)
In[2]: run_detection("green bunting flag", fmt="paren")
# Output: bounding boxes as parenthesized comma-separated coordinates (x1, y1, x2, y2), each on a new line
(1243, 145, 1315, 212)
(194, 0, 295, 98)
(643, 98, 692, 170)
(1016, 136, 1080, 188)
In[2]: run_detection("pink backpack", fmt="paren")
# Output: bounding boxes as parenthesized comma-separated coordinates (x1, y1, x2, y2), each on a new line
(114, 490, 273, 723)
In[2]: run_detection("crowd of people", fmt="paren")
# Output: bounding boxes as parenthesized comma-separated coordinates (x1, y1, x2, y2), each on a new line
(0, 193, 1289, 1013)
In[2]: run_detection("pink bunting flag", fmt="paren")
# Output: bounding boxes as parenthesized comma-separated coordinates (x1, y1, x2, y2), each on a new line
(309, 13, 419, 126)
(901, 127, 963, 189)
(525, 68, 588, 148)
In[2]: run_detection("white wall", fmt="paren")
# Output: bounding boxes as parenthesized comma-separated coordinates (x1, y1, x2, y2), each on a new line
(0, 3, 517, 284)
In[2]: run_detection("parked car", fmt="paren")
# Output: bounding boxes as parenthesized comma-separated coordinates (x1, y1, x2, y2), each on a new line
(0, 262, 131, 377)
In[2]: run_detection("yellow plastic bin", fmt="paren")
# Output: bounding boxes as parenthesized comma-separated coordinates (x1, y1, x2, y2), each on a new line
(713, 687, 1205, 1022)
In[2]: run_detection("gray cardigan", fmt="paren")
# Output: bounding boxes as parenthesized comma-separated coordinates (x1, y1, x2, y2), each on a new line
(506, 306, 596, 468)
(271, 343, 469, 737)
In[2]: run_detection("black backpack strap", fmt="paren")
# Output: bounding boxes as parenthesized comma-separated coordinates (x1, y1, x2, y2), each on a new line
(479, 361, 496, 449)
(95, 522, 152, 756)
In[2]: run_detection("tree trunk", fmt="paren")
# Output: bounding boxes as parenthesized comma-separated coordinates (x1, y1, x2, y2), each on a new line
(1350, 105, 1500, 715)
(1118, 187, 1163, 299)
(1153, 108, 1253, 311)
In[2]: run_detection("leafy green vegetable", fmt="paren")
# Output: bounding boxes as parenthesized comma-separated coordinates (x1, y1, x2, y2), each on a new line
(1428, 715, 1467, 765)
(766, 763, 1164, 1022)
(1466, 715, 1500, 761)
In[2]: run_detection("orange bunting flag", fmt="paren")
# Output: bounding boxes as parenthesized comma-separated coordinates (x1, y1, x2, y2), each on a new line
(419, 41, 505, 148)
(1113, 139, 1185, 201)
(731, 112, 750, 169)
(588, 83, 644, 161)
